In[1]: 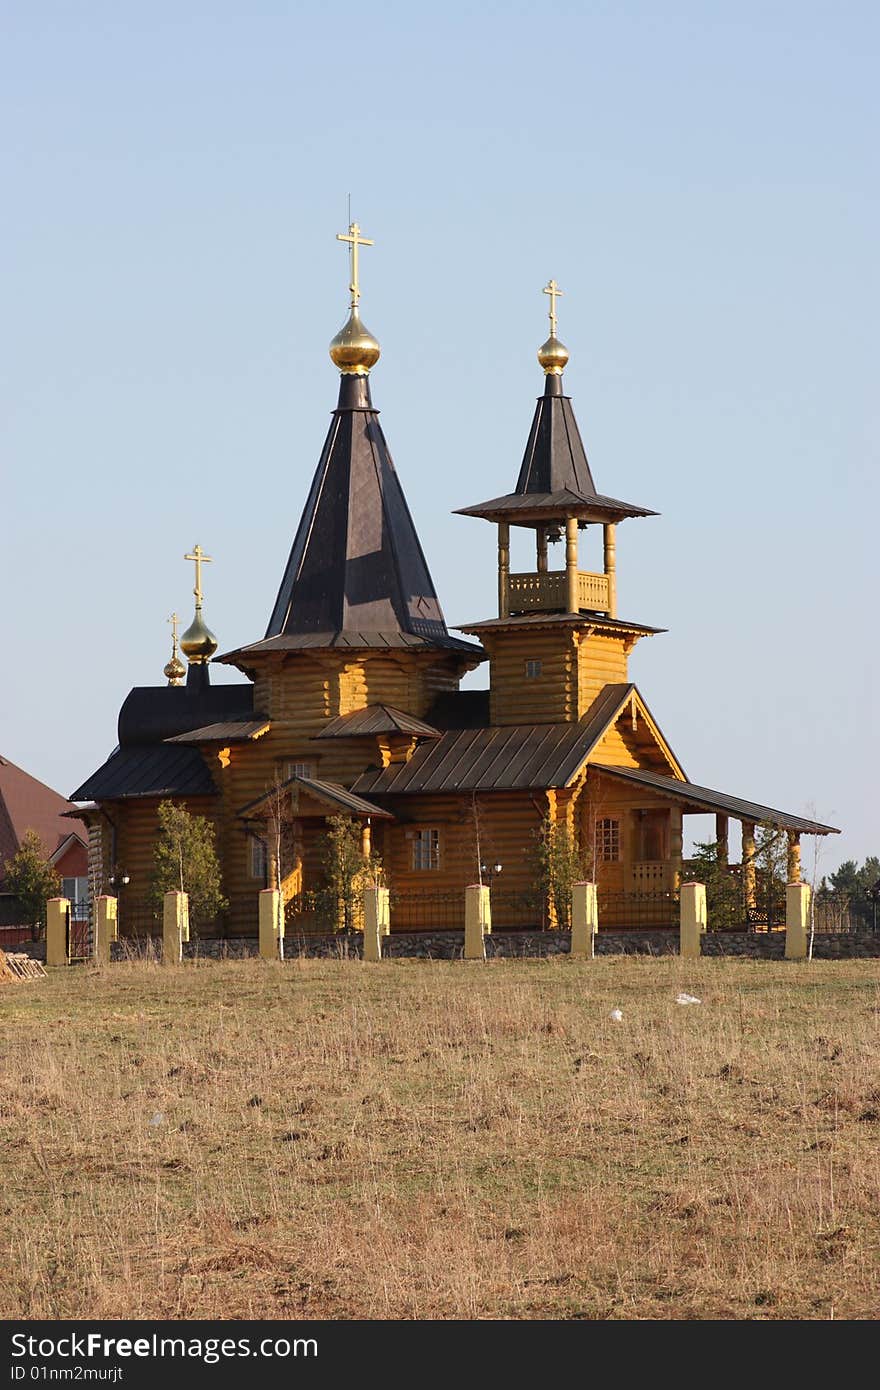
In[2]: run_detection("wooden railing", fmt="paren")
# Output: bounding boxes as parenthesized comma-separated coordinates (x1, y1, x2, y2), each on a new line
(506, 570, 611, 614)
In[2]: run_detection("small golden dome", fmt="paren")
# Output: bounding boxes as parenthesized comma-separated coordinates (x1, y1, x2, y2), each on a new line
(180, 608, 218, 665)
(164, 653, 186, 686)
(329, 306, 381, 375)
(537, 333, 570, 376)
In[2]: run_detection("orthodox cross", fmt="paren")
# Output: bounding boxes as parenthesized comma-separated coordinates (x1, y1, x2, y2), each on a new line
(184, 545, 212, 604)
(167, 611, 181, 649)
(337, 221, 374, 308)
(543, 279, 563, 337)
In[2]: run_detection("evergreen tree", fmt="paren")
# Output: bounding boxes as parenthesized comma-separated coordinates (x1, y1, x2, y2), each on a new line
(3, 830, 61, 938)
(535, 815, 588, 930)
(152, 801, 227, 934)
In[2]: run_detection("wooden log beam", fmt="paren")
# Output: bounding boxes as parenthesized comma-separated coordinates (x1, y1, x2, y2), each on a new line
(603, 523, 617, 617)
(565, 516, 578, 614)
(741, 820, 756, 909)
(715, 813, 729, 866)
(498, 521, 510, 618)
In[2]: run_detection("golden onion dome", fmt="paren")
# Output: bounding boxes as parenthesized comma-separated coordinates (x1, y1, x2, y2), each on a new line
(329, 306, 381, 375)
(164, 653, 186, 686)
(180, 608, 218, 665)
(537, 333, 570, 376)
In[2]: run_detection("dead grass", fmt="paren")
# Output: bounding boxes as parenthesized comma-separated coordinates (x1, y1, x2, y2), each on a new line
(1, 955, 879, 1319)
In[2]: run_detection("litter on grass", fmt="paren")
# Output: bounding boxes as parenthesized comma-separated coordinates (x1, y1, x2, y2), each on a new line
(676, 992, 702, 1006)
(610, 1008, 624, 1022)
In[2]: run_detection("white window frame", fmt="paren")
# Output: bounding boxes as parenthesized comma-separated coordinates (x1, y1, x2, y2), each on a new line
(596, 817, 621, 863)
(411, 828, 441, 872)
(287, 760, 316, 781)
(62, 876, 89, 920)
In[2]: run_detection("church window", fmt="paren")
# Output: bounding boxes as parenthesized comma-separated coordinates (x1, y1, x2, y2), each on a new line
(287, 761, 316, 781)
(596, 818, 620, 863)
(249, 836, 268, 881)
(411, 828, 441, 871)
(525, 660, 542, 679)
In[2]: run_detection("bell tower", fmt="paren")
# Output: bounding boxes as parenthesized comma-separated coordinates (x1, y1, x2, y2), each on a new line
(456, 283, 662, 725)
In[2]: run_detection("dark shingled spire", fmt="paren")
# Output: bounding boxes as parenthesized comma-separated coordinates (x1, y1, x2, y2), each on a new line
(515, 373, 598, 497)
(264, 375, 468, 650)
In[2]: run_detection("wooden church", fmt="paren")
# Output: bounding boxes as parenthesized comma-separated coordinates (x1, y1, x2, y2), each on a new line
(72, 226, 837, 935)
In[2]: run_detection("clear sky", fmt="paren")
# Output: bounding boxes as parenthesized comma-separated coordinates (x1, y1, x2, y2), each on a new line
(2, 2, 877, 876)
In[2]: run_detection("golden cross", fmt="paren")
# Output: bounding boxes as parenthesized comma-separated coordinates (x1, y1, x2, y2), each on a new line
(167, 611, 180, 648)
(184, 544, 212, 604)
(336, 221, 374, 308)
(543, 279, 563, 337)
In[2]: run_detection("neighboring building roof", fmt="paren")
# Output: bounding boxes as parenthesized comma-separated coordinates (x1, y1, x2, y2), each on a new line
(457, 374, 656, 525)
(237, 773, 393, 821)
(314, 705, 440, 740)
(70, 745, 217, 802)
(0, 754, 86, 875)
(592, 764, 840, 835)
(167, 719, 271, 745)
(260, 372, 479, 653)
(352, 684, 650, 795)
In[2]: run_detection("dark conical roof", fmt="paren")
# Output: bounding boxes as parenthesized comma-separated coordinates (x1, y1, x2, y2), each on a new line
(257, 374, 478, 654)
(457, 373, 656, 525)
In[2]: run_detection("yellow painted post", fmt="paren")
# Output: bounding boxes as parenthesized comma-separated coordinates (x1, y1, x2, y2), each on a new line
(259, 888, 283, 961)
(46, 897, 70, 967)
(362, 886, 385, 961)
(464, 884, 491, 960)
(680, 882, 706, 959)
(163, 890, 188, 964)
(785, 881, 811, 960)
(94, 895, 118, 965)
(571, 881, 598, 959)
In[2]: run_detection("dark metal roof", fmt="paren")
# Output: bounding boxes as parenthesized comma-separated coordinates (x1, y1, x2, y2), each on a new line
(457, 375, 656, 525)
(70, 745, 217, 802)
(456, 613, 664, 637)
(237, 773, 393, 821)
(167, 719, 270, 745)
(314, 705, 440, 740)
(592, 765, 840, 835)
(425, 690, 491, 730)
(117, 683, 255, 746)
(219, 628, 483, 662)
(352, 685, 639, 796)
(262, 372, 472, 652)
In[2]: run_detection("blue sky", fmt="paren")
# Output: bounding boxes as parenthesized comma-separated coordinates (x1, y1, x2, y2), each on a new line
(2, 2, 877, 873)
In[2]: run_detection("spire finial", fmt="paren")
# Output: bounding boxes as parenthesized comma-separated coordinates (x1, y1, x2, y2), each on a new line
(180, 544, 218, 666)
(336, 220, 374, 310)
(537, 278, 570, 377)
(330, 219, 381, 375)
(163, 611, 185, 686)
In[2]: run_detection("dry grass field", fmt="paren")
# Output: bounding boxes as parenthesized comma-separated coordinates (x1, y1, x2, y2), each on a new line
(2, 954, 879, 1320)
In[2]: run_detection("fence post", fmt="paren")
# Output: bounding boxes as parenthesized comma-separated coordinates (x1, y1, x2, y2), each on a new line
(94, 896, 118, 965)
(571, 881, 598, 959)
(784, 881, 811, 961)
(362, 885, 389, 961)
(464, 884, 491, 960)
(258, 889, 284, 961)
(680, 882, 706, 959)
(163, 890, 188, 964)
(46, 897, 70, 966)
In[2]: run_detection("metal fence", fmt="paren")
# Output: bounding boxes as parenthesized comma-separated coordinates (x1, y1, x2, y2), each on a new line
(389, 889, 464, 932)
(598, 890, 679, 930)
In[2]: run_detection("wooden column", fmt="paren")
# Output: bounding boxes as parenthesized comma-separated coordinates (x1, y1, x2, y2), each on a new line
(536, 527, 548, 573)
(565, 516, 579, 613)
(741, 821, 757, 910)
(787, 831, 801, 883)
(715, 813, 729, 866)
(361, 820, 372, 860)
(603, 523, 617, 617)
(497, 521, 510, 618)
(670, 808, 683, 892)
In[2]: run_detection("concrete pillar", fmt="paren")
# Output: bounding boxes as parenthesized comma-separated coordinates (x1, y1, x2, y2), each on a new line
(741, 821, 757, 910)
(362, 885, 389, 961)
(565, 515, 579, 613)
(680, 882, 706, 959)
(259, 888, 284, 961)
(715, 814, 729, 866)
(498, 521, 510, 618)
(46, 897, 70, 967)
(785, 881, 811, 960)
(603, 523, 617, 617)
(94, 895, 118, 966)
(163, 890, 189, 965)
(536, 527, 548, 573)
(571, 881, 598, 959)
(464, 884, 491, 960)
(787, 831, 802, 884)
